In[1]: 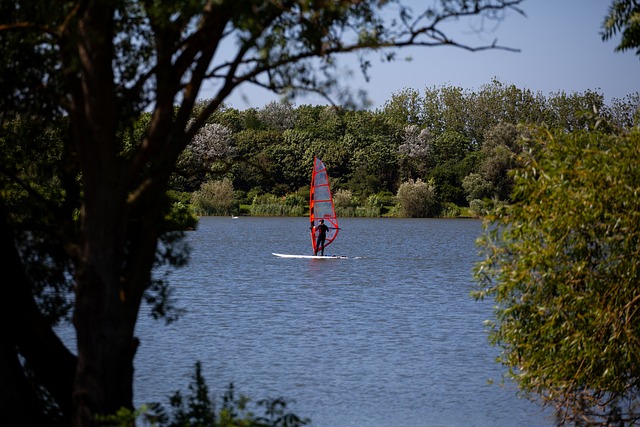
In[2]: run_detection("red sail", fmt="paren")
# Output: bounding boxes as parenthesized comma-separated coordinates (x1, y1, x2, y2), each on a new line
(309, 157, 339, 254)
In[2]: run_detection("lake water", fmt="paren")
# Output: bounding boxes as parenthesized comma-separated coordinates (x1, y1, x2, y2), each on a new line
(65, 216, 557, 426)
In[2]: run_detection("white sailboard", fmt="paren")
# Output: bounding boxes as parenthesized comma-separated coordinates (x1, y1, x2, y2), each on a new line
(272, 253, 348, 259)
(273, 157, 349, 260)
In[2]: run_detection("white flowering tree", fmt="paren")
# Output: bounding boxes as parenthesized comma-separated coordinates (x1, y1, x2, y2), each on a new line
(398, 124, 433, 179)
(174, 122, 237, 191)
(190, 122, 237, 162)
(257, 101, 297, 131)
(398, 124, 432, 158)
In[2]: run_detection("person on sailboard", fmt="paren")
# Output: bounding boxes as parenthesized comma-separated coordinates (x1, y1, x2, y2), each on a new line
(314, 219, 330, 256)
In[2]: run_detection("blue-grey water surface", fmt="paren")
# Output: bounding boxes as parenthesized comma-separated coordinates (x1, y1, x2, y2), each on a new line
(65, 216, 556, 426)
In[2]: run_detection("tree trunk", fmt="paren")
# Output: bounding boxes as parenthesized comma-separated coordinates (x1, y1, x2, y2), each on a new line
(69, 3, 141, 425)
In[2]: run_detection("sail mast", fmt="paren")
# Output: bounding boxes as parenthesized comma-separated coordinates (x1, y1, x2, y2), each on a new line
(309, 157, 339, 253)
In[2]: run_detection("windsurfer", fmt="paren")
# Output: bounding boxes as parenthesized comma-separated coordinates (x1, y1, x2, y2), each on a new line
(314, 219, 330, 256)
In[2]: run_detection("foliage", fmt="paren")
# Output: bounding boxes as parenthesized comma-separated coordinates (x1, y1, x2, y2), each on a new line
(462, 173, 495, 203)
(602, 0, 640, 56)
(398, 124, 432, 158)
(382, 88, 425, 126)
(190, 84, 638, 213)
(440, 202, 462, 219)
(477, 122, 524, 201)
(428, 161, 467, 206)
(165, 202, 198, 231)
(468, 199, 489, 217)
(0, 116, 77, 325)
(605, 92, 640, 130)
(190, 123, 237, 163)
(264, 130, 310, 193)
(397, 124, 432, 180)
(547, 89, 607, 132)
(355, 194, 384, 217)
(163, 191, 199, 231)
(249, 194, 304, 217)
(431, 130, 471, 164)
(97, 362, 309, 427)
(473, 127, 640, 425)
(174, 123, 237, 192)
(258, 102, 297, 132)
(333, 188, 357, 217)
(395, 178, 440, 218)
(192, 179, 237, 216)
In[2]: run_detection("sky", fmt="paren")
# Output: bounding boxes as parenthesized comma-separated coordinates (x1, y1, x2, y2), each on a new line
(206, 0, 639, 110)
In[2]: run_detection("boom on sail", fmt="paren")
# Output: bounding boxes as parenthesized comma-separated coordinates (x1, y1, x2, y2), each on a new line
(309, 157, 339, 254)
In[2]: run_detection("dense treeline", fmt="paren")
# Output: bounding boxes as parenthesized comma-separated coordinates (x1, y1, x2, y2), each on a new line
(177, 79, 639, 217)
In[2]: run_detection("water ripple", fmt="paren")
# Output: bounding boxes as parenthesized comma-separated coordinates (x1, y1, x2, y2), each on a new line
(128, 217, 554, 427)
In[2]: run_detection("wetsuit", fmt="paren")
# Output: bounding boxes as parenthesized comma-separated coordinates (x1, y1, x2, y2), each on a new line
(315, 222, 329, 255)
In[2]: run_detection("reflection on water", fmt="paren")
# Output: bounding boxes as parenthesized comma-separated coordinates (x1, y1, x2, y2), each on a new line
(66, 217, 555, 426)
